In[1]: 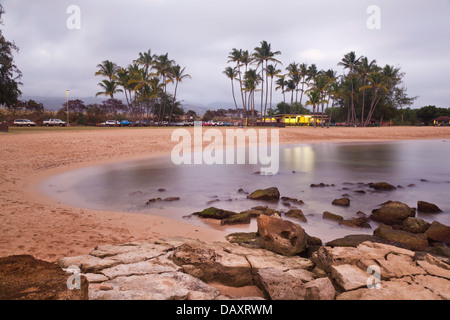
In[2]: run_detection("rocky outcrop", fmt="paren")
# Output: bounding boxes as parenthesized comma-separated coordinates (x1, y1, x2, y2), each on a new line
(370, 201, 416, 225)
(247, 187, 280, 201)
(257, 214, 309, 256)
(284, 209, 307, 222)
(0, 255, 88, 300)
(425, 221, 450, 243)
(52, 236, 450, 300)
(402, 217, 431, 234)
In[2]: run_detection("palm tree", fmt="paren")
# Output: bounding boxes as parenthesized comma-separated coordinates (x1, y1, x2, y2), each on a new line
(305, 90, 328, 128)
(252, 41, 281, 122)
(359, 70, 389, 127)
(311, 74, 331, 127)
(275, 75, 287, 107)
(243, 69, 261, 126)
(169, 64, 191, 122)
(153, 53, 174, 123)
(298, 63, 309, 110)
(95, 60, 119, 82)
(95, 79, 123, 125)
(338, 51, 362, 125)
(223, 66, 240, 112)
(135, 50, 155, 75)
(265, 64, 281, 121)
(356, 57, 377, 125)
(286, 62, 301, 113)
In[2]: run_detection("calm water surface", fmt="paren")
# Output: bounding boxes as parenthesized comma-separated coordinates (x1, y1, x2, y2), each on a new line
(40, 139, 450, 242)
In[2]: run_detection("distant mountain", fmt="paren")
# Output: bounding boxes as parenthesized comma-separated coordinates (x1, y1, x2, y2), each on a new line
(20, 95, 104, 111)
(20, 95, 235, 114)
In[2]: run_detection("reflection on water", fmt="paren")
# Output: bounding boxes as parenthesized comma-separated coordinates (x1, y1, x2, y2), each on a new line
(40, 140, 450, 242)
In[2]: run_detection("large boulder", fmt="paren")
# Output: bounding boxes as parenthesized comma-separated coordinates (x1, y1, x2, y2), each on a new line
(373, 225, 429, 251)
(370, 201, 416, 225)
(0, 255, 88, 300)
(417, 201, 443, 213)
(257, 214, 309, 256)
(425, 221, 450, 243)
(247, 187, 280, 201)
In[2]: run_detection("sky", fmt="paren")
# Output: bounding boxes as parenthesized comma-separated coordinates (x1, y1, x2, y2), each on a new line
(2, 0, 450, 109)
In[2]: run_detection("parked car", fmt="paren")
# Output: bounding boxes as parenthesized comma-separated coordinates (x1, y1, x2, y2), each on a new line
(120, 120, 132, 127)
(43, 119, 67, 127)
(133, 120, 152, 126)
(101, 120, 120, 127)
(14, 119, 36, 127)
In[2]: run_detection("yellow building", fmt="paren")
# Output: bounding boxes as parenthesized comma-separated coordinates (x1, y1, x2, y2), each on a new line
(262, 114, 328, 126)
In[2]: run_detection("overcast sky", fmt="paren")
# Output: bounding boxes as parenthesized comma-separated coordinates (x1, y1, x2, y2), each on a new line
(2, 0, 450, 109)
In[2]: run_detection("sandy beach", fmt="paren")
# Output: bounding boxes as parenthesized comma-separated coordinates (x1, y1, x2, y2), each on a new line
(1, 126, 450, 263)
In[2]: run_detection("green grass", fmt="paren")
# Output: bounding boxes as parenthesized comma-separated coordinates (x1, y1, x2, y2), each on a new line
(1, 125, 169, 135)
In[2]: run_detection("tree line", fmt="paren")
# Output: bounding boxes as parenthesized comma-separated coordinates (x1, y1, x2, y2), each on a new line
(224, 41, 417, 127)
(94, 50, 191, 125)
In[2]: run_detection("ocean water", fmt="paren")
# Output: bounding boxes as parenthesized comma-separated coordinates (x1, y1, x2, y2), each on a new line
(40, 139, 450, 242)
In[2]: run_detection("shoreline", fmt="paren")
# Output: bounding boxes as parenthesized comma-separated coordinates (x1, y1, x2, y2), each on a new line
(1, 126, 450, 263)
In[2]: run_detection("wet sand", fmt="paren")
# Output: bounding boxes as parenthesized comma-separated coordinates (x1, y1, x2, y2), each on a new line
(1, 126, 449, 263)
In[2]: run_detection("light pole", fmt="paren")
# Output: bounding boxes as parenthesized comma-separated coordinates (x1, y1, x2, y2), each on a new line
(66, 90, 70, 127)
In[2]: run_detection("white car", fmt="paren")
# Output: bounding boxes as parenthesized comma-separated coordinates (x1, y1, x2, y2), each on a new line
(43, 119, 67, 127)
(14, 119, 36, 127)
(101, 120, 120, 127)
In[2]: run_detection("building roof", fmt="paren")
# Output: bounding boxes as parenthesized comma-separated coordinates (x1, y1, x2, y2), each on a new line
(434, 116, 450, 122)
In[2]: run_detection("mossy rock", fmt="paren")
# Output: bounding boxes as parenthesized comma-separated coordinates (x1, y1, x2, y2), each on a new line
(221, 213, 251, 226)
(225, 232, 260, 249)
(247, 187, 280, 201)
(193, 207, 237, 219)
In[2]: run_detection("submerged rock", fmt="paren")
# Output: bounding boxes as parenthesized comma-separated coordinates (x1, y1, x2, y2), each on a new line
(417, 201, 443, 213)
(285, 209, 307, 222)
(220, 213, 251, 226)
(339, 217, 371, 229)
(332, 198, 350, 207)
(193, 207, 237, 220)
(370, 201, 416, 225)
(368, 182, 397, 191)
(323, 211, 344, 222)
(247, 187, 280, 201)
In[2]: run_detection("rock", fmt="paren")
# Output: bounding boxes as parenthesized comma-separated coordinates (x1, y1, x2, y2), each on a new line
(425, 221, 450, 243)
(146, 198, 162, 205)
(257, 268, 307, 300)
(284, 209, 307, 222)
(402, 217, 431, 234)
(247, 187, 280, 201)
(250, 206, 280, 216)
(370, 201, 416, 225)
(221, 213, 251, 226)
(332, 198, 350, 207)
(0, 255, 88, 300)
(368, 182, 397, 191)
(257, 214, 309, 256)
(413, 275, 450, 300)
(376, 253, 425, 279)
(310, 183, 330, 188)
(193, 207, 237, 220)
(417, 201, 443, 213)
(237, 188, 248, 194)
(337, 278, 443, 300)
(164, 197, 180, 201)
(373, 224, 429, 251)
(339, 217, 371, 229)
(323, 211, 344, 222)
(170, 241, 253, 287)
(90, 272, 220, 300)
(225, 232, 260, 249)
(304, 277, 336, 300)
(331, 264, 370, 291)
(281, 197, 304, 205)
(157, 188, 166, 192)
(326, 235, 386, 247)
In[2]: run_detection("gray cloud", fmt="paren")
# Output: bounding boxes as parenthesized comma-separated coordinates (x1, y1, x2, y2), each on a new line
(2, 0, 450, 108)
